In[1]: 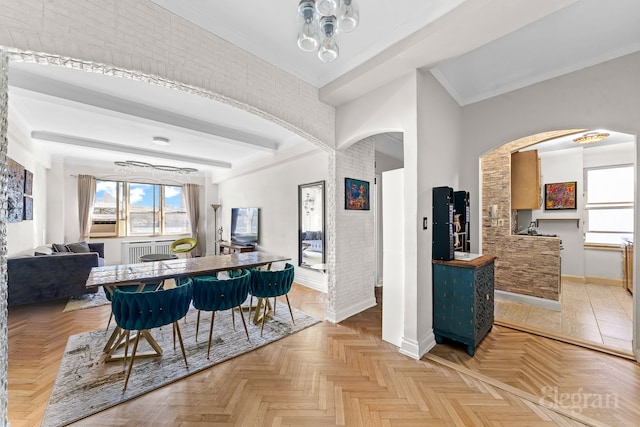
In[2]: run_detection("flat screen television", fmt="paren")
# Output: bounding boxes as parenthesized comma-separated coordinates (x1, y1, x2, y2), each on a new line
(230, 207, 259, 245)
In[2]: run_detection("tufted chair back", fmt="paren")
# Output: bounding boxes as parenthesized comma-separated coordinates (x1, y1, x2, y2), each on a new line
(112, 280, 192, 332)
(192, 269, 250, 312)
(249, 263, 295, 299)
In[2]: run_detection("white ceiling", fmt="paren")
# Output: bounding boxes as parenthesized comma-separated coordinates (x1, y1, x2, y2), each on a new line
(7, 0, 640, 177)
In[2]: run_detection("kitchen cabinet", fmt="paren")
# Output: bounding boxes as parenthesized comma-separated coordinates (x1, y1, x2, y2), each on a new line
(433, 255, 496, 356)
(511, 150, 540, 210)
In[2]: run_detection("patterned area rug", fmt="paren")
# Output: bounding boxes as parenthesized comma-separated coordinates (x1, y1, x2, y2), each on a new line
(42, 305, 320, 427)
(63, 288, 110, 312)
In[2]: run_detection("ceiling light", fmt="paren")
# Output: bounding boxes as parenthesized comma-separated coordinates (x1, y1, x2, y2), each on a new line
(114, 160, 197, 177)
(297, 0, 359, 63)
(573, 132, 609, 145)
(152, 136, 170, 146)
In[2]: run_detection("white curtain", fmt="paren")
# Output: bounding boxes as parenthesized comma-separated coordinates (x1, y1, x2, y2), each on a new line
(77, 174, 96, 241)
(182, 183, 200, 256)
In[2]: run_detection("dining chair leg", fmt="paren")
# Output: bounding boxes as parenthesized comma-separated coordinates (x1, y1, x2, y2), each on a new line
(237, 305, 251, 343)
(172, 323, 177, 350)
(207, 311, 216, 359)
(285, 294, 295, 325)
(123, 330, 130, 367)
(273, 297, 277, 315)
(195, 310, 201, 342)
(123, 329, 142, 392)
(248, 295, 253, 323)
(260, 298, 268, 337)
(174, 321, 188, 368)
(231, 307, 236, 331)
(106, 312, 113, 333)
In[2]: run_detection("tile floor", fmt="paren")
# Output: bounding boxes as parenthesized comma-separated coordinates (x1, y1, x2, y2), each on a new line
(495, 278, 633, 353)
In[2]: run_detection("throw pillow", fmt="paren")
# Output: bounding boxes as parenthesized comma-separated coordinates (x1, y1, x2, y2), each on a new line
(34, 245, 53, 256)
(52, 243, 69, 253)
(66, 241, 91, 253)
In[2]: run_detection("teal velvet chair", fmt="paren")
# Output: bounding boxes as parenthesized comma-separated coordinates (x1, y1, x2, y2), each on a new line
(248, 263, 295, 336)
(103, 283, 163, 332)
(111, 280, 193, 392)
(191, 269, 251, 359)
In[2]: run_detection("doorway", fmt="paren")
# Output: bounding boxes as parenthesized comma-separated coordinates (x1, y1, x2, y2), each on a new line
(484, 129, 636, 357)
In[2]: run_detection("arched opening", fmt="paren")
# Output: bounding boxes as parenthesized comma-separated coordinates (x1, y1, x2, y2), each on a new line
(481, 128, 636, 357)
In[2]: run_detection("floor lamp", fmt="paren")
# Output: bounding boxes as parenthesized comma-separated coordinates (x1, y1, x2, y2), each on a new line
(212, 204, 221, 255)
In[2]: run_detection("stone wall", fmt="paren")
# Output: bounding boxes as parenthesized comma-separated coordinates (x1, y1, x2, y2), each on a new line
(481, 130, 582, 301)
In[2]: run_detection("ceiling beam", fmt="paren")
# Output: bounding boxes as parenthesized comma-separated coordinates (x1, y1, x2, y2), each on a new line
(31, 131, 232, 169)
(11, 69, 278, 152)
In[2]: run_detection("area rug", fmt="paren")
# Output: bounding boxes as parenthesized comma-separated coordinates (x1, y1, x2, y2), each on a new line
(63, 288, 110, 312)
(42, 305, 320, 427)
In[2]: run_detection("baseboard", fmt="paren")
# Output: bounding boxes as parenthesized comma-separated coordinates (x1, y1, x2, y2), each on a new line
(561, 274, 585, 283)
(494, 290, 561, 311)
(294, 276, 327, 293)
(495, 319, 635, 361)
(584, 275, 623, 287)
(400, 330, 436, 360)
(326, 296, 377, 323)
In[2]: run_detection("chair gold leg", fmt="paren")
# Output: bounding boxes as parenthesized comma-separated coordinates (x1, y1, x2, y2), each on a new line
(232, 307, 236, 331)
(237, 305, 251, 343)
(106, 312, 113, 333)
(124, 330, 130, 367)
(123, 329, 141, 392)
(260, 298, 268, 337)
(248, 295, 253, 323)
(273, 297, 277, 314)
(195, 310, 201, 342)
(285, 294, 295, 325)
(174, 321, 189, 368)
(207, 312, 215, 359)
(172, 323, 177, 350)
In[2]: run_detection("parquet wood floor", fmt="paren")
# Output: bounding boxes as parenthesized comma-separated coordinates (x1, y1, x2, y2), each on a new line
(7, 285, 640, 426)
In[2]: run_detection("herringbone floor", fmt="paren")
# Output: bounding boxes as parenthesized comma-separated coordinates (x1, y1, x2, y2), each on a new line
(7, 285, 640, 426)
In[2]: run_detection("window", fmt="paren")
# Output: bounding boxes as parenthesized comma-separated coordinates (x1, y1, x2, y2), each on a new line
(584, 165, 634, 245)
(90, 180, 190, 237)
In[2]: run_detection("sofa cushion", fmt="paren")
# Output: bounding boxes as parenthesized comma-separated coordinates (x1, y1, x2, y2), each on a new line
(66, 241, 91, 253)
(52, 243, 69, 253)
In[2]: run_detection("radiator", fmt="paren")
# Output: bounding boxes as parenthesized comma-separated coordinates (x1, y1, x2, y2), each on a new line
(121, 240, 174, 264)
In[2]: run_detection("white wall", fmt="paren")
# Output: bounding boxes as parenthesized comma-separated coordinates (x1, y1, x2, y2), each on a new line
(531, 142, 636, 279)
(382, 168, 404, 346)
(375, 150, 405, 285)
(534, 148, 584, 276)
(216, 150, 329, 293)
(6, 111, 47, 257)
(459, 52, 640, 358)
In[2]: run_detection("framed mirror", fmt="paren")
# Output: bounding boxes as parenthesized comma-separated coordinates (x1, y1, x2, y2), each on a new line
(299, 181, 325, 268)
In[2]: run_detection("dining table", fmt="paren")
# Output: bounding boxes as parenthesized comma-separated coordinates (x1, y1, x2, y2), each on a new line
(86, 251, 291, 361)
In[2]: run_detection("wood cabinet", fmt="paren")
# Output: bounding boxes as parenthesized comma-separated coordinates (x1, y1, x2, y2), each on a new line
(219, 242, 256, 254)
(433, 255, 496, 356)
(511, 150, 540, 210)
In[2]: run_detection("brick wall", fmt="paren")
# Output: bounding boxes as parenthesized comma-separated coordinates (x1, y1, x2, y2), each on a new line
(328, 137, 376, 321)
(481, 130, 582, 301)
(0, 0, 335, 147)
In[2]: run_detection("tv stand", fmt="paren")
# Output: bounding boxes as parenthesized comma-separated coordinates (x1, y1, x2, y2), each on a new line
(219, 242, 256, 254)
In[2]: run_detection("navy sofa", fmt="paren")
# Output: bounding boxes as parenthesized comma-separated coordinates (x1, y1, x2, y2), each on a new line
(7, 243, 105, 306)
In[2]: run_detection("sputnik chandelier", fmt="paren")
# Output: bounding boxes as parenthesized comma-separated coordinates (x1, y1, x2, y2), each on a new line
(297, 0, 360, 62)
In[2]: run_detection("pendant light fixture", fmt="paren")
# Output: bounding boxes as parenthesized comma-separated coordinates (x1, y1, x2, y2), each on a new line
(297, 0, 360, 63)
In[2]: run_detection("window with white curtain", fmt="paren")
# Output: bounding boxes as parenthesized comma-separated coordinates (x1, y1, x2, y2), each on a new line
(90, 180, 190, 237)
(584, 165, 634, 245)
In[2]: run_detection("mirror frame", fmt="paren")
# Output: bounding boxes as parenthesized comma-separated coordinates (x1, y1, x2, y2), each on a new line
(298, 180, 326, 268)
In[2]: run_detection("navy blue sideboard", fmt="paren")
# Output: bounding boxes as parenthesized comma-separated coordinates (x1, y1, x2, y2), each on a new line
(433, 255, 496, 356)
